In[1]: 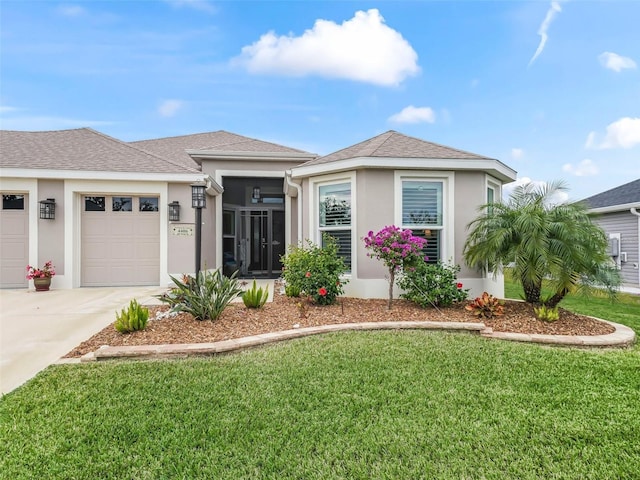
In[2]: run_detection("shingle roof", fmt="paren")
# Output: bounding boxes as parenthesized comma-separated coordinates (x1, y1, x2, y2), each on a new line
(583, 178, 640, 209)
(0, 128, 200, 174)
(300, 130, 495, 167)
(131, 130, 313, 168)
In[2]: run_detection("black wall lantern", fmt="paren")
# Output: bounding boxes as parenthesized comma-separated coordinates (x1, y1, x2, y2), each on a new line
(192, 183, 206, 209)
(39, 198, 56, 220)
(168, 201, 180, 222)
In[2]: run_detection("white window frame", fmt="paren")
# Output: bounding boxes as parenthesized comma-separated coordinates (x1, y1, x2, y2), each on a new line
(309, 172, 356, 273)
(394, 171, 455, 262)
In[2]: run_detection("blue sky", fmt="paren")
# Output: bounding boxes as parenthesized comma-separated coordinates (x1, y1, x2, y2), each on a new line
(1, 0, 639, 201)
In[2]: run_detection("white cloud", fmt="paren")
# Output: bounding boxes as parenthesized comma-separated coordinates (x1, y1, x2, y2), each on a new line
(0, 105, 19, 114)
(158, 99, 184, 118)
(584, 131, 596, 149)
(388, 105, 435, 124)
(503, 177, 569, 205)
(57, 4, 87, 17)
(164, 0, 216, 14)
(528, 1, 562, 67)
(598, 52, 637, 72)
(511, 148, 524, 160)
(0, 115, 113, 130)
(587, 117, 640, 149)
(562, 159, 599, 177)
(234, 9, 420, 87)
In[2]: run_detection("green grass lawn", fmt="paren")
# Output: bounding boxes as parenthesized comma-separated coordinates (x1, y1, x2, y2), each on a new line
(1, 282, 639, 479)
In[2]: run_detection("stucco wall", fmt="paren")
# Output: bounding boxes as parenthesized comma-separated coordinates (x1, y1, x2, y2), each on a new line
(356, 170, 394, 279)
(453, 172, 485, 279)
(167, 183, 196, 276)
(37, 179, 65, 275)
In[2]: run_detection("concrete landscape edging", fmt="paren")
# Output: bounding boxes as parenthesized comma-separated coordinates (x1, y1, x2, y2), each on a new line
(73, 318, 636, 363)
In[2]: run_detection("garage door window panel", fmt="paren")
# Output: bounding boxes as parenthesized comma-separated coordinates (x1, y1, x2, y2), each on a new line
(2, 195, 24, 210)
(112, 197, 132, 212)
(85, 196, 105, 211)
(139, 197, 159, 212)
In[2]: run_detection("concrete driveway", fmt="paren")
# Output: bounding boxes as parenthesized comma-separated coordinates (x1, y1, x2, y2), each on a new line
(0, 286, 166, 395)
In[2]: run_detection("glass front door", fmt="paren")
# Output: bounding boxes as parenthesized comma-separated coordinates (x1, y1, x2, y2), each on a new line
(238, 208, 284, 278)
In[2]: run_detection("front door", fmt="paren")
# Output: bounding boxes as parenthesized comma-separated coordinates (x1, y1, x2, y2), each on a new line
(238, 208, 284, 278)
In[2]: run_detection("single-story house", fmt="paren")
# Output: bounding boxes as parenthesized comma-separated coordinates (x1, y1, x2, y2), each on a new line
(0, 128, 517, 298)
(583, 178, 640, 289)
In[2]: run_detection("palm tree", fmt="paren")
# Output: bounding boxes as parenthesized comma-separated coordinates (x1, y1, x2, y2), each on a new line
(463, 180, 620, 307)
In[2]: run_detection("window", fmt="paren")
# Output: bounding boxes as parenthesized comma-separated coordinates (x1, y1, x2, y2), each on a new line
(112, 197, 132, 212)
(85, 196, 105, 211)
(2, 194, 24, 210)
(401, 180, 443, 264)
(139, 197, 159, 212)
(319, 182, 351, 270)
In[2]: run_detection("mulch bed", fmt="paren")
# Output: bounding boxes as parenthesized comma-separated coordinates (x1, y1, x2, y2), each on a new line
(64, 292, 615, 358)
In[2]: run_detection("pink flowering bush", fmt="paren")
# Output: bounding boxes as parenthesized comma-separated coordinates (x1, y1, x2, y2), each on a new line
(26, 261, 56, 279)
(363, 226, 427, 309)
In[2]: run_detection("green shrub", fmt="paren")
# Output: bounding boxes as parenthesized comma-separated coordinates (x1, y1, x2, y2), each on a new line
(534, 305, 560, 322)
(281, 235, 347, 305)
(284, 283, 301, 298)
(465, 292, 505, 319)
(398, 261, 469, 308)
(115, 299, 149, 333)
(242, 280, 269, 309)
(158, 269, 243, 321)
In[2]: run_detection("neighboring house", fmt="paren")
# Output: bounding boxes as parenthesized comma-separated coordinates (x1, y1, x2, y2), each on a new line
(583, 178, 640, 289)
(0, 128, 517, 299)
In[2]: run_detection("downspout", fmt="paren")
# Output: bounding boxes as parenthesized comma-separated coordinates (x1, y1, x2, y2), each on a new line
(631, 207, 640, 286)
(285, 171, 303, 243)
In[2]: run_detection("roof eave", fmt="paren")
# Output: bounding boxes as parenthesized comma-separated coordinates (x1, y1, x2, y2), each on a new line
(588, 202, 640, 214)
(0, 168, 204, 183)
(186, 149, 318, 165)
(290, 157, 517, 183)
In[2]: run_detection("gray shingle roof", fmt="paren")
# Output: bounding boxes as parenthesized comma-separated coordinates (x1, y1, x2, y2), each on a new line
(300, 130, 496, 167)
(0, 128, 200, 174)
(583, 178, 640, 209)
(131, 130, 313, 168)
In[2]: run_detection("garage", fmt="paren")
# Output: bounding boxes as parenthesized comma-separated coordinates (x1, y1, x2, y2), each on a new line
(81, 195, 160, 286)
(0, 194, 29, 288)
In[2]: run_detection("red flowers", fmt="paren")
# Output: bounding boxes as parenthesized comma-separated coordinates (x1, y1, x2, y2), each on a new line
(305, 271, 311, 278)
(318, 287, 328, 297)
(456, 283, 463, 289)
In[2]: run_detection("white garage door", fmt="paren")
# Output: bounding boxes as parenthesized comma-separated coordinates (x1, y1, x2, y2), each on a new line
(81, 195, 160, 286)
(0, 194, 29, 289)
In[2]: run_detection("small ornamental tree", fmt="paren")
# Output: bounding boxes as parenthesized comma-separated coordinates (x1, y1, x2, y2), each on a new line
(363, 225, 427, 309)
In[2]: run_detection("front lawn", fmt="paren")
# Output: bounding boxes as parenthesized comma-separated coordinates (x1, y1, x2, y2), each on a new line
(2, 327, 639, 478)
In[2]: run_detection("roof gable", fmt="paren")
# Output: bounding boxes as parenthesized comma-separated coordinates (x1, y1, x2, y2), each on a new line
(0, 128, 200, 174)
(301, 130, 495, 167)
(583, 178, 640, 209)
(131, 130, 313, 167)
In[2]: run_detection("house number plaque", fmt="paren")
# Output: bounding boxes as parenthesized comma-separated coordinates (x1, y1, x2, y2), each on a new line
(171, 225, 194, 236)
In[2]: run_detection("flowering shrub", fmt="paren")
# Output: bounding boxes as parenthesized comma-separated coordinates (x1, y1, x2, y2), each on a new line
(363, 226, 427, 309)
(26, 261, 56, 279)
(281, 235, 347, 305)
(398, 261, 469, 308)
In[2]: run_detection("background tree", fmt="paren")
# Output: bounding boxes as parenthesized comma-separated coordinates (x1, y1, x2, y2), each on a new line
(463, 180, 620, 307)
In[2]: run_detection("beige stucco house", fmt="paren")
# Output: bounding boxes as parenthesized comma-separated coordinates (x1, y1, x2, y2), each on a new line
(0, 128, 516, 298)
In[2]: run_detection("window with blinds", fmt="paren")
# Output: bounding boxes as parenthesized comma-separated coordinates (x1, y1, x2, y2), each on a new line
(319, 183, 351, 270)
(401, 180, 443, 264)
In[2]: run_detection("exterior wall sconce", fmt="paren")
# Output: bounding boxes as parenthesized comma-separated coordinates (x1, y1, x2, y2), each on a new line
(191, 183, 206, 209)
(39, 198, 56, 220)
(168, 201, 180, 222)
(252, 186, 261, 200)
